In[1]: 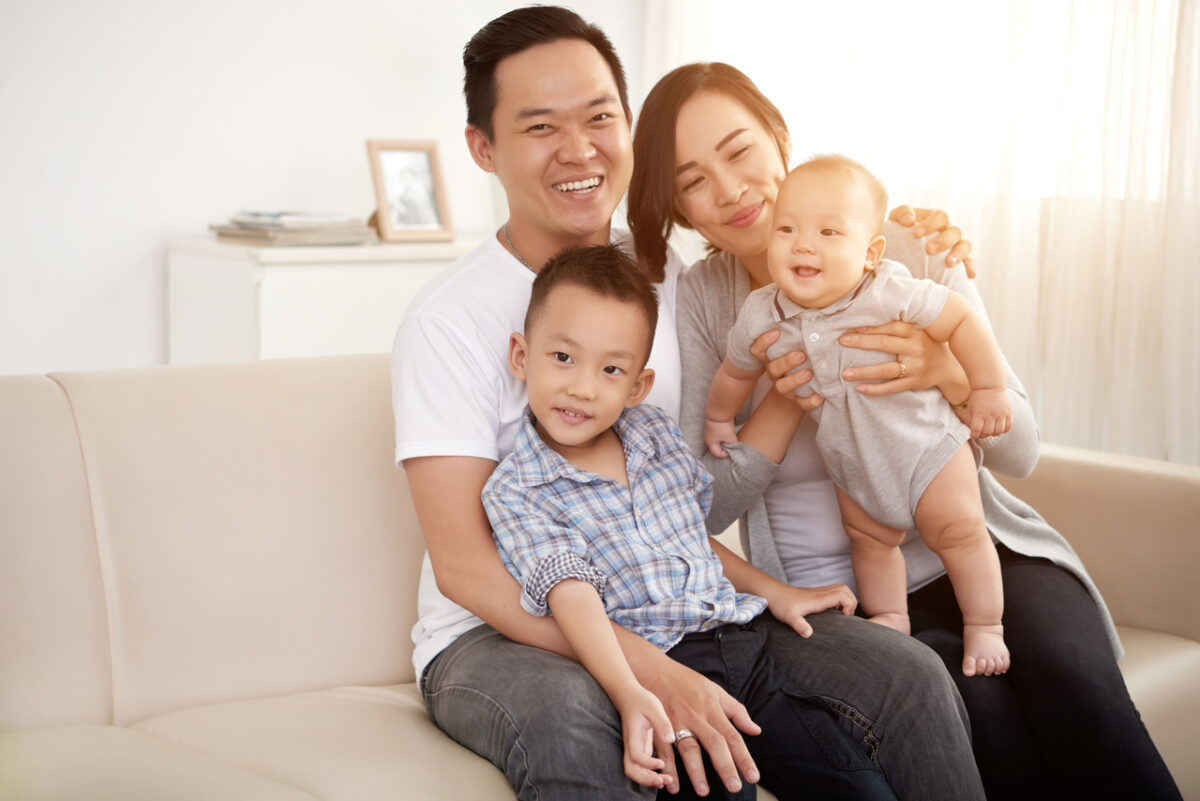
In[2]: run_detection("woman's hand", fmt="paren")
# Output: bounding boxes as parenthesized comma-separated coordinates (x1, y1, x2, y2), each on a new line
(888, 205, 976, 277)
(761, 583, 857, 639)
(838, 321, 970, 403)
(751, 329, 825, 412)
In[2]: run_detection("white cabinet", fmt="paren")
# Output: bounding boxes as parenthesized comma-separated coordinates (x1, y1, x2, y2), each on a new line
(167, 239, 470, 364)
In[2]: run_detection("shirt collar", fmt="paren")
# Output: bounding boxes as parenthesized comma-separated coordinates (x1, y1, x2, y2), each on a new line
(510, 405, 660, 487)
(771, 267, 878, 322)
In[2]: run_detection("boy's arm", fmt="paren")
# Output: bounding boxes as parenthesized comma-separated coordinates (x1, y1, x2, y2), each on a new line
(546, 580, 673, 789)
(707, 537, 856, 638)
(705, 357, 765, 458)
(923, 292, 1012, 437)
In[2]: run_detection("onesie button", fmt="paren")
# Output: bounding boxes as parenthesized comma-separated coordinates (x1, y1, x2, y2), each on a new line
(809, 332, 820, 342)
(818, 360, 827, 369)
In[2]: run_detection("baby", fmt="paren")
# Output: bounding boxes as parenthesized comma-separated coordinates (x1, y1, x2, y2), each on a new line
(705, 155, 1011, 677)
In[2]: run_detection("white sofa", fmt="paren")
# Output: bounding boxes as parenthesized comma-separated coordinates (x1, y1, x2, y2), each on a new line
(1, 354, 1197, 800)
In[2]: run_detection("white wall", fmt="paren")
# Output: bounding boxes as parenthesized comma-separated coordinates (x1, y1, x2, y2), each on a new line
(0, 0, 645, 376)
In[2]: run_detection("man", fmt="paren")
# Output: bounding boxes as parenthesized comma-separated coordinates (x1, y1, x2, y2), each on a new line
(392, 7, 981, 800)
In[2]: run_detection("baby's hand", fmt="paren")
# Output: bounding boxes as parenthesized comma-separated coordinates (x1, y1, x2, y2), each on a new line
(614, 685, 675, 791)
(966, 388, 1012, 438)
(763, 583, 857, 638)
(704, 417, 738, 458)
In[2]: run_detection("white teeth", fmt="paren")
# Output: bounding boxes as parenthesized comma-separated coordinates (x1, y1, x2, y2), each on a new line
(554, 177, 601, 192)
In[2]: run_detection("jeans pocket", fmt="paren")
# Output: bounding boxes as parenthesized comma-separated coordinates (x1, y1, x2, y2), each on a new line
(783, 690, 881, 773)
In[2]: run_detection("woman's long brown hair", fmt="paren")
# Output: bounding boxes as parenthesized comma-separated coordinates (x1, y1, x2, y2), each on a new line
(628, 63, 791, 282)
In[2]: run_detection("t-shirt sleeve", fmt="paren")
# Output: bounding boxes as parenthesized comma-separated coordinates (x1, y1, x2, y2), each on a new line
(482, 475, 607, 616)
(391, 307, 507, 466)
(876, 265, 950, 330)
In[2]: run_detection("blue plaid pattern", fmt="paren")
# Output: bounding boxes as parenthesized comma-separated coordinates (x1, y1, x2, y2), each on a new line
(483, 404, 765, 651)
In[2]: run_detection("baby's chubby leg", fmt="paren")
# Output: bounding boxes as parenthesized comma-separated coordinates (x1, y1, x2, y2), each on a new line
(836, 487, 910, 635)
(914, 444, 1010, 677)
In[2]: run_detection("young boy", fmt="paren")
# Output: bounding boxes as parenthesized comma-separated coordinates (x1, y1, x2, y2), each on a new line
(705, 155, 1012, 678)
(483, 244, 896, 800)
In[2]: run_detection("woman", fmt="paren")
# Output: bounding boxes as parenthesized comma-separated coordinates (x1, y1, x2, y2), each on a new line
(628, 62, 1181, 801)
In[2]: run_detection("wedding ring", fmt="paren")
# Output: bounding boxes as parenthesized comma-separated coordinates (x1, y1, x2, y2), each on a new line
(897, 360, 907, 378)
(675, 729, 696, 741)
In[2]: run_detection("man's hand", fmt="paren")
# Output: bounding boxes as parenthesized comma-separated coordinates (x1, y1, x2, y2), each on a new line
(630, 645, 761, 796)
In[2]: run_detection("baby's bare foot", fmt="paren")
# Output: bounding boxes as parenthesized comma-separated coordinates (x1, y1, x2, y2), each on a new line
(868, 612, 911, 635)
(963, 623, 1009, 677)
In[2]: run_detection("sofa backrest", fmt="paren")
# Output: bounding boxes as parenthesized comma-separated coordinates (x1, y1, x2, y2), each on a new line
(0, 376, 114, 730)
(1, 354, 422, 729)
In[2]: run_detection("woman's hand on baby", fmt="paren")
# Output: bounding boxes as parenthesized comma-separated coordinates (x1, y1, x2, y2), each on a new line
(888, 205, 976, 277)
(967, 388, 1012, 438)
(762, 583, 858, 638)
(840, 321, 964, 397)
(612, 684, 677, 791)
(752, 329, 824, 411)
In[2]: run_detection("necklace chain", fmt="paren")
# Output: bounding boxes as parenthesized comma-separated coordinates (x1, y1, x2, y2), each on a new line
(503, 224, 533, 272)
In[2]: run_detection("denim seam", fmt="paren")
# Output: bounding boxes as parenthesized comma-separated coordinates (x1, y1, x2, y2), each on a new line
(425, 683, 538, 801)
(819, 695, 883, 769)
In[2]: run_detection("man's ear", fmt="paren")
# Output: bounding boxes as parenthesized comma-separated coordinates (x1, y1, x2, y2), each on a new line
(465, 124, 496, 173)
(865, 234, 886, 270)
(624, 368, 655, 409)
(508, 332, 528, 380)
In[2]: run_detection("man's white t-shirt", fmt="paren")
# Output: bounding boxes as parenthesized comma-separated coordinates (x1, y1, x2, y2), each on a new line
(392, 232, 683, 680)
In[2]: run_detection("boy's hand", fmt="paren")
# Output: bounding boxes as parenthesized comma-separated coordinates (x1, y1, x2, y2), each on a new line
(613, 684, 676, 791)
(966, 388, 1012, 438)
(762, 583, 857, 638)
(704, 417, 738, 458)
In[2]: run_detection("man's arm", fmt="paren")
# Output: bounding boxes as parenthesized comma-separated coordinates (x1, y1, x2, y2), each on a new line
(405, 455, 574, 655)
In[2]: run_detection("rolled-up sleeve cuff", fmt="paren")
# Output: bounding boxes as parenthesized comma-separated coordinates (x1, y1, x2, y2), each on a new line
(520, 553, 608, 615)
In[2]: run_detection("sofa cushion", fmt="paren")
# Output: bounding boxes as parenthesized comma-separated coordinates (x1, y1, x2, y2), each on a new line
(49, 355, 423, 725)
(1116, 625, 1200, 797)
(0, 725, 317, 800)
(0, 376, 112, 730)
(130, 684, 513, 800)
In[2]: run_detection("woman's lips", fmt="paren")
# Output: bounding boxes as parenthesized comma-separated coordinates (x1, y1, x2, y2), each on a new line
(726, 202, 763, 229)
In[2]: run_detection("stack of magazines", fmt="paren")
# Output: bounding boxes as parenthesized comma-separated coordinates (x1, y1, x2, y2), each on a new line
(210, 211, 379, 246)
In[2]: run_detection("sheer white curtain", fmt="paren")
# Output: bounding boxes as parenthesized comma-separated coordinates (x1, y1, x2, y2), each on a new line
(640, 0, 1199, 465)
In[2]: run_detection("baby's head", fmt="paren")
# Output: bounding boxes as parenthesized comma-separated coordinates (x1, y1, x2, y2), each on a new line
(510, 244, 658, 453)
(767, 154, 888, 309)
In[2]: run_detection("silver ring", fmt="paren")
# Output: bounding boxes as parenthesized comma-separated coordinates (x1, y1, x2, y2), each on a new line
(675, 729, 695, 741)
(897, 360, 907, 378)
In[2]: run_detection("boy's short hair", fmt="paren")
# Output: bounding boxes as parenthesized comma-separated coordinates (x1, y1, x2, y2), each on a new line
(526, 245, 659, 364)
(795, 154, 889, 233)
(463, 6, 630, 141)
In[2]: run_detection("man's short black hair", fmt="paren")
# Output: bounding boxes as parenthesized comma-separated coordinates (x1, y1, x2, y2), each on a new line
(463, 5, 630, 141)
(526, 245, 658, 364)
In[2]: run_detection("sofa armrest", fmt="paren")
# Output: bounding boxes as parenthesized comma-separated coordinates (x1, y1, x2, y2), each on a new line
(993, 443, 1200, 644)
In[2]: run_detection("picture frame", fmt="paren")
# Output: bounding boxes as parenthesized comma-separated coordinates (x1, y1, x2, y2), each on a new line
(367, 140, 453, 242)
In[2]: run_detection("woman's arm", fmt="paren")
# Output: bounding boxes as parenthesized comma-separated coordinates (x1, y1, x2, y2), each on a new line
(677, 263, 807, 533)
(843, 222, 1040, 476)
